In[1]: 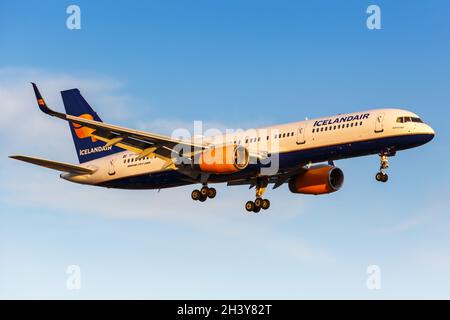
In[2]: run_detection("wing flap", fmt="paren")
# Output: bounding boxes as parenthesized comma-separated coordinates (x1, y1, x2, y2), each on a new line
(9, 155, 95, 175)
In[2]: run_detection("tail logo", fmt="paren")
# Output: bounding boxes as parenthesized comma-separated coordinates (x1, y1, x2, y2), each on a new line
(37, 98, 45, 106)
(72, 114, 97, 142)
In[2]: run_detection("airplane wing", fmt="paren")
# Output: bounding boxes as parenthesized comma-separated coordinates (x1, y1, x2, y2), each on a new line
(31, 83, 207, 164)
(9, 155, 95, 175)
(227, 161, 336, 189)
(31, 83, 266, 166)
(226, 166, 308, 189)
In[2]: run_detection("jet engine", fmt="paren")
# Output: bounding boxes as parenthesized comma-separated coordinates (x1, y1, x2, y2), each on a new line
(194, 144, 249, 174)
(288, 165, 344, 195)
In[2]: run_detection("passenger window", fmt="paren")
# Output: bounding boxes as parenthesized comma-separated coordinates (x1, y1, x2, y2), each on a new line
(266, 136, 269, 140)
(312, 129, 315, 133)
(282, 133, 286, 138)
(333, 125, 336, 130)
(360, 121, 362, 126)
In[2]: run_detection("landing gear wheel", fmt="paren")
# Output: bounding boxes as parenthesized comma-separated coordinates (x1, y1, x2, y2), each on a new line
(375, 172, 383, 182)
(207, 187, 216, 199)
(200, 186, 209, 197)
(261, 199, 270, 210)
(244, 177, 271, 213)
(376, 152, 392, 183)
(199, 195, 207, 202)
(245, 201, 255, 212)
(191, 189, 201, 201)
(375, 172, 388, 183)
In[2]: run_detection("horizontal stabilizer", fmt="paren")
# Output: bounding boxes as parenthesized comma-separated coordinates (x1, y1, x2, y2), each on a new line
(9, 155, 95, 175)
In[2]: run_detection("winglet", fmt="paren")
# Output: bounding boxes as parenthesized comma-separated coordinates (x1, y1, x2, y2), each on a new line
(31, 82, 66, 119)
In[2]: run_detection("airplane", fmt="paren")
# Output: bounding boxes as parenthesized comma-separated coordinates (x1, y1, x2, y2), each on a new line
(9, 83, 435, 213)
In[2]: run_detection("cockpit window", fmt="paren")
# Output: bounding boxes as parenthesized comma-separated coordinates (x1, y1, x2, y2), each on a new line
(396, 116, 423, 123)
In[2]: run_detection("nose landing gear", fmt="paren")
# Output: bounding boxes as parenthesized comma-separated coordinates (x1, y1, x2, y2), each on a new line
(245, 177, 271, 213)
(375, 153, 389, 183)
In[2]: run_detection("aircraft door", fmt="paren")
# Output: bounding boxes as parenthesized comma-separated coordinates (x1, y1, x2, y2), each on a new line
(296, 124, 307, 145)
(375, 113, 385, 133)
(108, 159, 116, 176)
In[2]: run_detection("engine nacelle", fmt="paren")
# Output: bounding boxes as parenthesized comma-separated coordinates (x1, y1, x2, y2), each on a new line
(195, 145, 249, 174)
(288, 165, 344, 195)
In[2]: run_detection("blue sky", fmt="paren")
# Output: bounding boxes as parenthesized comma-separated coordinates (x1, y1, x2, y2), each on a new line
(0, 0, 449, 299)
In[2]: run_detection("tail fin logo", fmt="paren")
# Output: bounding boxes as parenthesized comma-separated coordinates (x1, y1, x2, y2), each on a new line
(37, 98, 45, 106)
(72, 114, 97, 142)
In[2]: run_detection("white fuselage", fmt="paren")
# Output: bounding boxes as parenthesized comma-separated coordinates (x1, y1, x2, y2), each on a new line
(62, 108, 435, 189)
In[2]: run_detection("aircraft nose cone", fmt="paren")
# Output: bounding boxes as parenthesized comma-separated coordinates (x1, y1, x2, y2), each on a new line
(430, 127, 435, 136)
(424, 125, 435, 143)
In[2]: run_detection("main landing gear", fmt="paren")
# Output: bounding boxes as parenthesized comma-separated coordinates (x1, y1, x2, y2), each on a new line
(245, 177, 271, 213)
(375, 153, 389, 183)
(191, 185, 216, 202)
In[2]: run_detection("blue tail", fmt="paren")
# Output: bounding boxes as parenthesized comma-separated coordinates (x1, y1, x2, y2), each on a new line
(61, 89, 122, 163)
